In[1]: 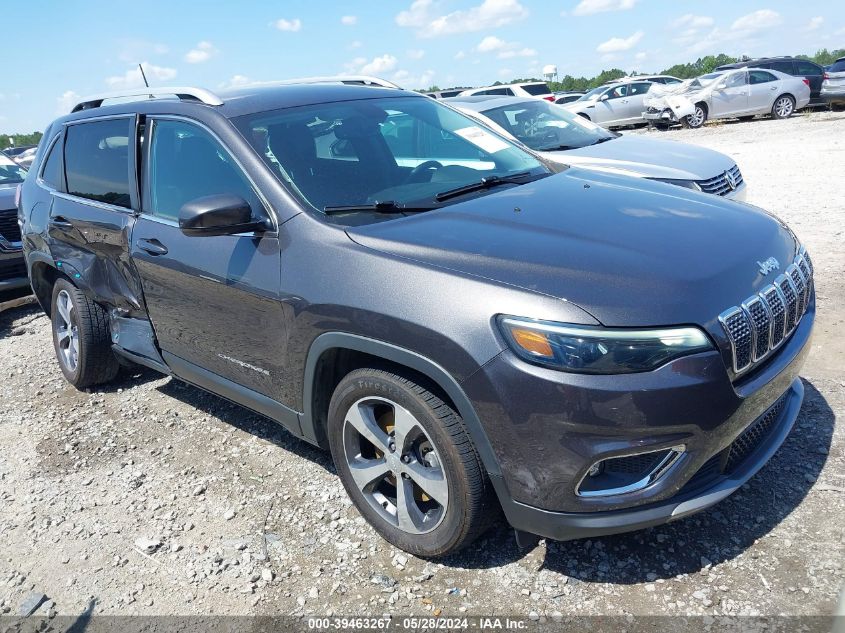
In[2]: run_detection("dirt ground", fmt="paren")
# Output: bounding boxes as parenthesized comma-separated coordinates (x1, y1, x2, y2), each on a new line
(0, 111, 843, 621)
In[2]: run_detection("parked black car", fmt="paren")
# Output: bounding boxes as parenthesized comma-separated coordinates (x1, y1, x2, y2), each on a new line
(716, 57, 826, 105)
(19, 82, 815, 557)
(0, 153, 28, 297)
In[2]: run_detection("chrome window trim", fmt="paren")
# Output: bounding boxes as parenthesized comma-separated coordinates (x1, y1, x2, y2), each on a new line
(52, 191, 135, 215)
(142, 115, 278, 234)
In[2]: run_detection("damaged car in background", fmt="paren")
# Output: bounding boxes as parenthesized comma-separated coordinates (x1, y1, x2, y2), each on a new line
(643, 68, 811, 129)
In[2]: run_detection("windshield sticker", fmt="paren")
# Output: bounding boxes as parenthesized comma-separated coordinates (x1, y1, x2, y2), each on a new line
(454, 126, 511, 154)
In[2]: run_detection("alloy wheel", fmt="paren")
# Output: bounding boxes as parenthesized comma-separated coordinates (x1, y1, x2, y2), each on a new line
(342, 397, 449, 535)
(54, 289, 80, 372)
(775, 97, 794, 118)
(688, 106, 705, 128)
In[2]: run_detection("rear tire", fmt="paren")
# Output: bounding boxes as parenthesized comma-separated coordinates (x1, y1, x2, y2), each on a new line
(50, 278, 119, 389)
(682, 103, 707, 128)
(327, 368, 496, 557)
(771, 95, 795, 119)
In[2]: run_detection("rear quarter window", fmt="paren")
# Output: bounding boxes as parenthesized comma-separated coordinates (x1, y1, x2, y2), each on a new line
(521, 83, 551, 96)
(796, 61, 821, 75)
(64, 118, 133, 208)
(40, 135, 64, 190)
(827, 60, 845, 73)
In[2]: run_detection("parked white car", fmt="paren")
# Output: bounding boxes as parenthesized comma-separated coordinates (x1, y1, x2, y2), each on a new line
(562, 80, 654, 128)
(446, 95, 746, 200)
(643, 67, 811, 128)
(458, 81, 554, 101)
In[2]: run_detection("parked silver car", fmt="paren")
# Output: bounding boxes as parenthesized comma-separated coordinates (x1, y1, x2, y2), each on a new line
(821, 57, 845, 106)
(643, 67, 811, 129)
(563, 80, 654, 128)
(446, 96, 746, 200)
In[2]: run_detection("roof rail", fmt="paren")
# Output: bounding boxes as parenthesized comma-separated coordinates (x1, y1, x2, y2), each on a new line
(70, 87, 223, 113)
(237, 75, 403, 90)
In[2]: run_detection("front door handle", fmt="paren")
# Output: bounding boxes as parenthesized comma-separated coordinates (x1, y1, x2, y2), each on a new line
(49, 216, 74, 229)
(137, 238, 168, 256)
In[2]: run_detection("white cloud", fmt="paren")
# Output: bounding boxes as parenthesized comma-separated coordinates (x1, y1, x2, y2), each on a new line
(670, 14, 714, 29)
(273, 18, 302, 32)
(106, 62, 177, 89)
(396, 0, 528, 38)
(476, 35, 536, 59)
(184, 41, 218, 64)
(219, 75, 252, 90)
(498, 67, 514, 77)
(407, 48, 426, 60)
(57, 90, 81, 114)
(803, 16, 823, 32)
(573, 0, 637, 17)
(392, 69, 436, 88)
(477, 35, 507, 53)
(596, 30, 644, 53)
(355, 54, 399, 75)
(341, 15, 357, 26)
(349, 40, 363, 49)
(731, 9, 782, 32)
(454, 50, 467, 60)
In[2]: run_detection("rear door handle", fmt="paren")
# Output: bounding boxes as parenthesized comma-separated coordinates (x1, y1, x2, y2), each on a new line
(137, 238, 168, 256)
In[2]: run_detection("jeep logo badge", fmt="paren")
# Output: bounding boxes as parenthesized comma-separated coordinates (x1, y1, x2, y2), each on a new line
(757, 257, 780, 275)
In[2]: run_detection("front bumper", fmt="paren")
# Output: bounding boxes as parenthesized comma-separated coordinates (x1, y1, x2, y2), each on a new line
(463, 300, 813, 541)
(0, 244, 28, 293)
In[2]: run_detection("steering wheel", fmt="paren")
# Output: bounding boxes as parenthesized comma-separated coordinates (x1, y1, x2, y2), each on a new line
(405, 160, 443, 183)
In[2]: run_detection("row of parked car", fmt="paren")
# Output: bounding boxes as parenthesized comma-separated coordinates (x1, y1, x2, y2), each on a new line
(426, 55, 845, 130)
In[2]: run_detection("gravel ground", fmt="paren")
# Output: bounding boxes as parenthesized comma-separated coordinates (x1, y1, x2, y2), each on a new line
(0, 111, 843, 621)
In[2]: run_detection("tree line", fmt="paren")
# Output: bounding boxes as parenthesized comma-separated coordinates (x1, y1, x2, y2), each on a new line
(424, 48, 845, 94)
(1, 132, 43, 151)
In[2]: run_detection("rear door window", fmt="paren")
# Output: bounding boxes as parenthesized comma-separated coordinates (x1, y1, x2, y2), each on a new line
(521, 83, 551, 96)
(795, 61, 820, 76)
(628, 82, 652, 95)
(749, 71, 777, 84)
(64, 118, 133, 209)
(769, 61, 795, 74)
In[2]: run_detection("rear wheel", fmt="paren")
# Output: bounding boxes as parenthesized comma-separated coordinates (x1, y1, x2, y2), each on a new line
(771, 95, 795, 119)
(683, 104, 707, 128)
(50, 278, 119, 389)
(327, 368, 495, 557)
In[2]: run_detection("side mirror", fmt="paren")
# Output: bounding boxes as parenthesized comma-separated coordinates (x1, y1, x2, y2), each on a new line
(179, 194, 269, 237)
(716, 82, 727, 90)
(600, 94, 610, 101)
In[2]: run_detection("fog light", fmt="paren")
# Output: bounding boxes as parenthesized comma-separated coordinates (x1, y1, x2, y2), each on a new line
(577, 446, 685, 498)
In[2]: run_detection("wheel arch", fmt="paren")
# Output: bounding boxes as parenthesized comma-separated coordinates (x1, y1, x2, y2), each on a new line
(301, 332, 504, 483)
(28, 257, 69, 317)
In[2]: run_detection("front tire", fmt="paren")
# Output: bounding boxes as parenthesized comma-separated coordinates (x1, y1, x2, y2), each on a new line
(327, 368, 495, 557)
(683, 103, 707, 128)
(51, 278, 119, 389)
(772, 95, 795, 119)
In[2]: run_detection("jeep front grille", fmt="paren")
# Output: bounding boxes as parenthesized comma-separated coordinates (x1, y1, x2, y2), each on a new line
(718, 247, 813, 375)
(0, 210, 21, 243)
(696, 165, 743, 196)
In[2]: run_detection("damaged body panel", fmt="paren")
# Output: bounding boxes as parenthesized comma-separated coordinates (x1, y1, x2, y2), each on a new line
(643, 68, 811, 128)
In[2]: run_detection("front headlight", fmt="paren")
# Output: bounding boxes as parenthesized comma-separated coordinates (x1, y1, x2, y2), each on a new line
(498, 316, 713, 374)
(650, 178, 702, 192)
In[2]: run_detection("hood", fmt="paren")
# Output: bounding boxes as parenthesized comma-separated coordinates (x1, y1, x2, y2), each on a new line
(539, 135, 736, 181)
(346, 168, 797, 328)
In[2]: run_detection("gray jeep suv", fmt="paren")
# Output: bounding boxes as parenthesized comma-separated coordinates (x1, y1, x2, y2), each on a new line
(18, 81, 814, 557)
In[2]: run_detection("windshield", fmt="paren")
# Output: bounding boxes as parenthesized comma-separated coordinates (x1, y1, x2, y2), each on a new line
(576, 86, 608, 102)
(0, 153, 27, 185)
(234, 95, 547, 215)
(481, 100, 614, 151)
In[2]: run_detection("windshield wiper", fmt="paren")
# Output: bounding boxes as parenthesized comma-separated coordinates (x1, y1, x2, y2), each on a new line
(323, 200, 438, 215)
(434, 171, 541, 202)
(537, 144, 579, 152)
(587, 137, 615, 146)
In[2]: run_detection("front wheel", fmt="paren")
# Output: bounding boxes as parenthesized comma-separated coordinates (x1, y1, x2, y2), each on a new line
(683, 104, 707, 128)
(51, 278, 119, 388)
(327, 368, 495, 557)
(772, 95, 795, 119)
